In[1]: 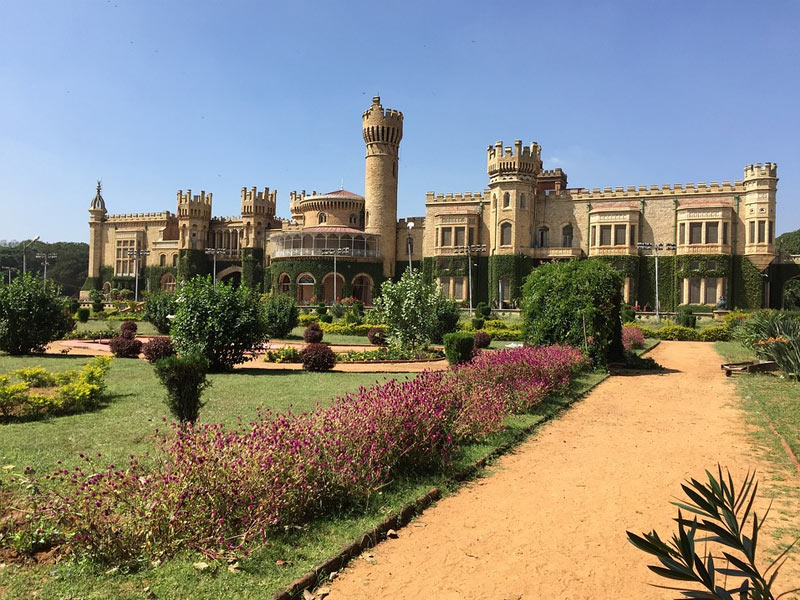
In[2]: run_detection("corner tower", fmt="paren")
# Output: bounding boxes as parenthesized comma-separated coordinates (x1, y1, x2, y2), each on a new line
(363, 96, 403, 277)
(87, 180, 107, 284)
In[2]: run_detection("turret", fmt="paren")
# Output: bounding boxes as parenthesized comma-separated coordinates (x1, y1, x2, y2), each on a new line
(240, 186, 277, 248)
(176, 189, 212, 249)
(87, 180, 107, 281)
(742, 163, 778, 259)
(363, 96, 403, 277)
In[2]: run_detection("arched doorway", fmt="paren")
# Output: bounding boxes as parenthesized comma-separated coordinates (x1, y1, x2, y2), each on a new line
(351, 274, 373, 305)
(217, 266, 242, 288)
(278, 273, 291, 294)
(322, 273, 345, 303)
(160, 272, 177, 292)
(297, 273, 315, 305)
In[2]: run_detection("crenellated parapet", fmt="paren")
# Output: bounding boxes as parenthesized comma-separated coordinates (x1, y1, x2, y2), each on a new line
(487, 140, 542, 183)
(176, 189, 212, 219)
(107, 211, 173, 221)
(425, 191, 487, 204)
(362, 96, 404, 144)
(240, 186, 277, 217)
(563, 180, 745, 201)
(744, 162, 778, 180)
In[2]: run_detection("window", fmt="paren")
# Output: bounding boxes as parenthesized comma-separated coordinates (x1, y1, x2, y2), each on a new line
(749, 221, 755, 244)
(562, 224, 573, 248)
(591, 226, 596, 247)
(468, 227, 475, 245)
(689, 223, 703, 244)
(520, 193, 526, 208)
(318, 212, 327, 225)
(172, 254, 178, 267)
(688, 278, 701, 304)
(115, 239, 136, 276)
(441, 227, 452, 246)
(500, 222, 512, 246)
(629, 225, 636, 246)
(599, 225, 612, 246)
(455, 227, 466, 247)
(439, 276, 451, 298)
(722, 223, 729, 245)
(614, 225, 626, 246)
(160, 272, 176, 292)
(706, 222, 718, 244)
(537, 227, 548, 248)
(614, 261, 625, 271)
(453, 277, 464, 300)
(679, 223, 685, 245)
(704, 278, 718, 305)
(349, 213, 357, 225)
(352, 275, 373, 304)
(159, 254, 166, 267)
(297, 273, 315, 305)
(689, 261, 700, 270)
(769, 221, 774, 244)
(279, 273, 290, 294)
(503, 192, 510, 208)
(758, 220, 766, 243)
(707, 260, 718, 271)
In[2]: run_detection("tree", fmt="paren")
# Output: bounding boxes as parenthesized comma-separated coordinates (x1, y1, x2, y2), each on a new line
(143, 290, 178, 334)
(261, 293, 299, 338)
(0, 273, 74, 354)
(374, 270, 454, 351)
(0, 240, 88, 297)
(776, 228, 800, 255)
(170, 276, 267, 371)
(521, 259, 624, 365)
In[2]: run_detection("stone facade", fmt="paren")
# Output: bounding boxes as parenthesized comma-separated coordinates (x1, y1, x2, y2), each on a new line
(84, 97, 779, 309)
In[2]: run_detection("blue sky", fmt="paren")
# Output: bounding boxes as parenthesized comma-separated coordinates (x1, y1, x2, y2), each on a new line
(1, 0, 798, 243)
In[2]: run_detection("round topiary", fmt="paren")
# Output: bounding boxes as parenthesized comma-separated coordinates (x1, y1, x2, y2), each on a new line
(319, 313, 333, 324)
(367, 326, 388, 346)
(300, 343, 336, 372)
(121, 320, 138, 335)
(108, 336, 143, 358)
(471, 317, 485, 331)
(142, 336, 176, 363)
(77, 307, 90, 323)
(473, 330, 492, 349)
(303, 323, 324, 343)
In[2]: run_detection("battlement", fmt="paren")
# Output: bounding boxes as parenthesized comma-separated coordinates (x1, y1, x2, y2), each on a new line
(487, 140, 542, 182)
(362, 96, 404, 123)
(362, 96, 403, 147)
(540, 168, 565, 178)
(210, 216, 244, 224)
(562, 180, 747, 201)
(177, 189, 213, 205)
(744, 162, 778, 179)
(425, 191, 487, 204)
(107, 211, 172, 221)
(241, 186, 277, 205)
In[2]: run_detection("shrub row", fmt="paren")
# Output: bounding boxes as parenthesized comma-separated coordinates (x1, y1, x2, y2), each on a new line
(631, 323, 730, 342)
(31, 345, 587, 563)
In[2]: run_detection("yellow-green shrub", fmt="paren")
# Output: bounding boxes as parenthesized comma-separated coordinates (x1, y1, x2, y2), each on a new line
(319, 322, 377, 336)
(698, 326, 729, 342)
(11, 366, 57, 387)
(0, 376, 29, 420)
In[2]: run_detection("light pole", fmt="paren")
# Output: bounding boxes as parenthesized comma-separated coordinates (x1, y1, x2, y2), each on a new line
(1, 266, 16, 284)
(126, 249, 151, 302)
(34, 253, 57, 281)
(454, 244, 487, 316)
(637, 241, 676, 321)
(21, 236, 40, 274)
(205, 248, 227, 290)
(406, 220, 415, 274)
(319, 247, 351, 303)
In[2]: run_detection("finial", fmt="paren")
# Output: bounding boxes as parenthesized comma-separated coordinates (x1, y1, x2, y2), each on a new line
(96, 180, 102, 193)
(341, 178, 344, 190)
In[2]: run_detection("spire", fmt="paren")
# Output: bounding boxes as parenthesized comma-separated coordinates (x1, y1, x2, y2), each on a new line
(90, 179, 106, 211)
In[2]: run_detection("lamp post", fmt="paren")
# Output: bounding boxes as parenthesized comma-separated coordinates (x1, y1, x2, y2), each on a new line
(637, 241, 676, 321)
(319, 247, 351, 303)
(126, 249, 150, 302)
(34, 253, 57, 281)
(21, 236, 40, 274)
(205, 248, 227, 290)
(1, 266, 16, 284)
(406, 220, 415, 274)
(454, 244, 487, 316)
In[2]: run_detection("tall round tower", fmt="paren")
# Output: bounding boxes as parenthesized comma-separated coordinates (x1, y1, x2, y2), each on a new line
(362, 96, 403, 277)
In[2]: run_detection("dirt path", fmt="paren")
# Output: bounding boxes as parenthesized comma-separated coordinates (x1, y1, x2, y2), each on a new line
(324, 342, 800, 599)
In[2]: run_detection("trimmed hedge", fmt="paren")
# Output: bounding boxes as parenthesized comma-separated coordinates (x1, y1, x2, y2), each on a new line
(443, 332, 475, 365)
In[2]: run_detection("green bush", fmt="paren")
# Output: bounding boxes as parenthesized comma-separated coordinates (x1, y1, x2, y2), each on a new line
(319, 313, 333, 324)
(320, 322, 375, 336)
(300, 343, 336, 371)
(677, 306, 697, 329)
(620, 304, 636, 324)
(261, 293, 299, 339)
(298, 313, 319, 327)
(431, 298, 461, 344)
(521, 260, 624, 365)
(0, 273, 74, 355)
(76, 307, 90, 323)
(154, 354, 211, 424)
(263, 347, 301, 363)
(483, 326, 522, 341)
(316, 302, 328, 316)
(734, 310, 800, 378)
(170, 276, 268, 371)
(653, 324, 699, 341)
(698, 326, 729, 342)
(443, 332, 475, 365)
(142, 291, 177, 335)
(90, 289, 105, 315)
(475, 301, 491, 319)
(471, 317, 485, 330)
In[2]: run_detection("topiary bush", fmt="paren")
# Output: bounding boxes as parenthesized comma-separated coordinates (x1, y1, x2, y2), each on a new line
(316, 303, 328, 316)
(443, 331, 475, 365)
(300, 343, 336, 372)
(698, 325, 729, 342)
(319, 313, 333, 324)
(142, 337, 175, 363)
(476, 301, 491, 319)
(677, 306, 697, 329)
(431, 297, 461, 344)
(108, 336, 143, 358)
(262, 293, 299, 339)
(521, 259, 624, 365)
(473, 330, 492, 349)
(0, 273, 74, 355)
(471, 317, 485, 331)
(303, 323, 324, 343)
(77, 307, 90, 323)
(171, 276, 268, 372)
(120, 320, 137, 338)
(153, 353, 211, 424)
(367, 326, 388, 346)
(298, 313, 319, 327)
(90, 289, 105, 315)
(142, 291, 177, 335)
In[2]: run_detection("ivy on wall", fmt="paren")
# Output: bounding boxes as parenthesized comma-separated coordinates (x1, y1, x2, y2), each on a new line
(769, 262, 800, 308)
(242, 248, 265, 292)
(637, 255, 677, 312)
(488, 255, 533, 305)
(143, 266, 178, 293)
(177, 249, 209, 281)
(676, 254, 730, 279)
(268, 258, 385, 301)
(731, 255, 764, 309)
(421, 256, 489, 304)
(594, 256, 641, 302)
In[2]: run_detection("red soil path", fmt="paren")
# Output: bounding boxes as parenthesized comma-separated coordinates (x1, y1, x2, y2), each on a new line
(324, 342, 800, 599)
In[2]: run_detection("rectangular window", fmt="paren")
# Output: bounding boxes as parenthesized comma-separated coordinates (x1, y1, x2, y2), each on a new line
(749, 221, 755, 244)
(453, 277, 464, 300)
(629, 225, 636, 246)
(468, 227, 475, 246)
(689, 223, 703, 244)
(439, 277, 450, 298)
(591, 226, 596, 247)
(722, 222, 729, 245)
(769, 221, 774, 244)
(600, 225, 612, 246)
(704, 278, 718, 305)
(441, 227, 452, 247)
(706, 222, 718, 244)
(688, 278, 701, 304)
(758, 220, 766, 243)
(115, 239, 136, 276)
(614, 225, 626, 246)
(679, 223, 685, 245)
(454, 227, 465, 247)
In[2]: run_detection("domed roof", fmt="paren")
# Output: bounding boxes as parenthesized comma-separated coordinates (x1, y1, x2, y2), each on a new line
(90, 180, 106, 211)
(306, 189, 364, 201)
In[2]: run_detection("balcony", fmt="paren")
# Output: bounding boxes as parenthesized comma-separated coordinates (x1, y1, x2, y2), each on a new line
(589, 245, 638, 257)
(530, 246, 583, 259)
(273, 247, 379, 258)
(271, 230, 380, 260)
(677, 244, 732, 256)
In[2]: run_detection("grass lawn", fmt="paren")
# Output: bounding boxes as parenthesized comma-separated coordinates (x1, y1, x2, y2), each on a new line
(0, 353, 607, 600)
(273, 326, 373, 346)
(76, 320, 160, 336)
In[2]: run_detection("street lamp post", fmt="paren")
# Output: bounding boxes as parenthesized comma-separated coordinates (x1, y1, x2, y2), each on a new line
(1, 266, 16, 284)
(406, 220, 415, 274)
(454, 244, 487, 316)
(205, 248, 227, 290)
(637, 241, 676, 321)
(126, 249, 151, 302)
(21, 236, 40, 274)
(319, 247, 351, 303)
(34, 253, 57, 281)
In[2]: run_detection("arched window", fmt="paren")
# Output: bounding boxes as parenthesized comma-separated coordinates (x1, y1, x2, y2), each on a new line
(279, 273, 291, 294)
(172, 254, 178, 267)
(318, 212, 327, 224)
(492, 194, 496, 210)
(538, 227, 549, 248)
(503, 192, 510, 208)
(159, 254, 166, 267)
(297, 273, 315, 304)
(160, 272, 176, 293)
(322, 272, 345, 303)
(349, 213, 358, 225)
(500, 222, 512, 246)
(561, 224, 573, 248)
(352, 274, 373, 305)
(520, 193, 526, 209)
(364, 211, 370, 227)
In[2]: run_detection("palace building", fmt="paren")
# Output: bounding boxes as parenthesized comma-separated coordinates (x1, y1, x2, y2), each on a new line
(84, 96, 781, 310)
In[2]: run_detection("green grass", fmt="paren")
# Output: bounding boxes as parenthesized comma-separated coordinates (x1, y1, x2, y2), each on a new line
(0, 355, 607, 599)
(273, 326, 373, 346)
(76, 320, 160, 336)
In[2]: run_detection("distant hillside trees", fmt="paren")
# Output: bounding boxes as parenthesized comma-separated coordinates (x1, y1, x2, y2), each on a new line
(776, 229, 800, 255)
(0, 240, 88, 297)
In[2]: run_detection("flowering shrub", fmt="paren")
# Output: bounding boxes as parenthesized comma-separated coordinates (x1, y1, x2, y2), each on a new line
(335, 347, 443, 362)
(29, 345, 587, 564)
(300, 343, 336, 371)
(264, 347, 301, 363)
(142, 337, 175, 363)
(622, 326, 645, 350)
(303, 323, 324, 343)
(367, 326, 388, 346)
